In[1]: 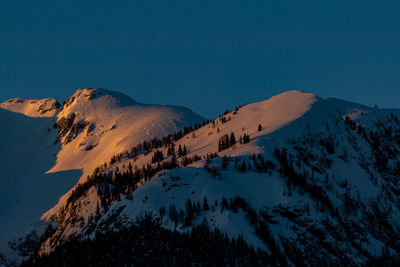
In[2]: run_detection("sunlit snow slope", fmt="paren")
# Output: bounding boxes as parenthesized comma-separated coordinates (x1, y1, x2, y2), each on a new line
(48, 88, 204, 179)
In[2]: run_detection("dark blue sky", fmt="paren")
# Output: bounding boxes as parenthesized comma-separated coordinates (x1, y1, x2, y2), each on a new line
(1, 0, 400, 117)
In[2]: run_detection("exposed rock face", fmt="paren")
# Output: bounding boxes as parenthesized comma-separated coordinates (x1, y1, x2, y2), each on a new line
(37, 100, 61, 114)
(54, 113, 94, 145)
(55, 113, 76, 140)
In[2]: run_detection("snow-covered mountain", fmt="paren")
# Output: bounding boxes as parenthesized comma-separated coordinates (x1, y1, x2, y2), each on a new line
(49, 88, 203, 176)
(0, 88, 204, 266)
(2, 89, 400, 266)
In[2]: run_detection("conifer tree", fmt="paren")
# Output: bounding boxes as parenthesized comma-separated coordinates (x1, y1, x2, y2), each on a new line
(225, 134, 229, 148)
(230, 133, 236, 146)
(243, 133, 250, 144)
(178, 144, 183, 157)
(203, 197, 209, 211)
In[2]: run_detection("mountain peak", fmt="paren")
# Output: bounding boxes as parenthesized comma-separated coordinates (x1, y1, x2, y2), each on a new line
(267, 90, 316, 102)
(0, 97, 61, 117)
(64, 88, 137, 110)
(250, 90, 318, 113)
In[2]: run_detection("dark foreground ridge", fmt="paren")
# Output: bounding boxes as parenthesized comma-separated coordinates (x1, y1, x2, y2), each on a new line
(21, 214, 282, 267)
